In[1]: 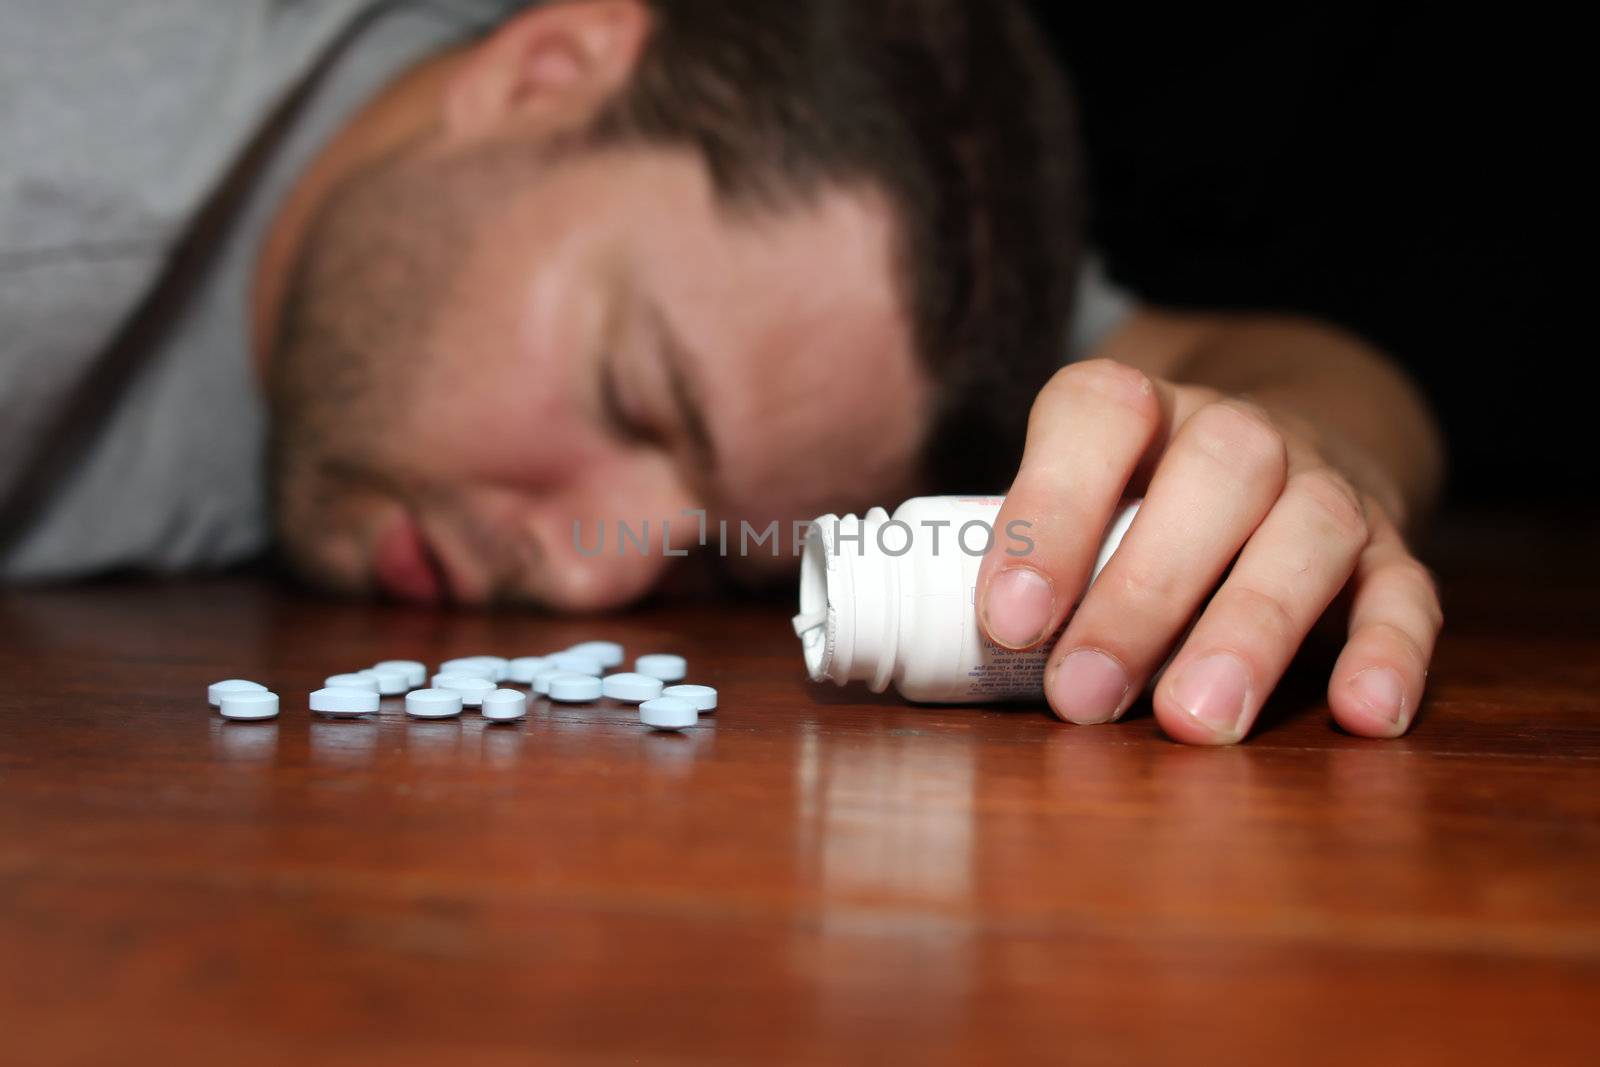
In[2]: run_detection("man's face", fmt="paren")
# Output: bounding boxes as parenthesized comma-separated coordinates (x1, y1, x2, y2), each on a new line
(271, 142, 931, 610)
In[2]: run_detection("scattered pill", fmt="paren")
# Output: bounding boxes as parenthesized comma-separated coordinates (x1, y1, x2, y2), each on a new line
(635, 654, 687, 682)
(219, 690, 279, 720)
(662, 684, 717, 712)
(548, 673, 603, 702)
(639, 696, 697, 731)
(601, 672, 664, 702)
(358, 666, 410, 695)
(310, 686, 380, 716)
(566, 640, 625, 668)
(325, 672, 380, 693)
(208, 679, 267, 707)
(530, 668, 567, 695)
(374, 659, 427, 688)
(440, 656, 509, 681)
(405, 688, 463, 719)
(507, 656, 553, 684)
(480, 689, 529, 721)
(546, 651, 604, 676)
(433, 673, 495, 706)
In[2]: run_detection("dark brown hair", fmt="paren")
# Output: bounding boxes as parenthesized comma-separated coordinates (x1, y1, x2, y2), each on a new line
(590, 0, 1084, 490)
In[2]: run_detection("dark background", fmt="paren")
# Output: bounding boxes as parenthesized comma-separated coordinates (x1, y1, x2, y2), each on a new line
(1034, 6, 1575, 511)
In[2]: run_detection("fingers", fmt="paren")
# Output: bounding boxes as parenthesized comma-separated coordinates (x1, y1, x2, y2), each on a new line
(1149, 466, 1372, 743)
(1326, 508, 1442, 737)
(1043, 398, 1290, 725)
(977, 361, 1206, 651)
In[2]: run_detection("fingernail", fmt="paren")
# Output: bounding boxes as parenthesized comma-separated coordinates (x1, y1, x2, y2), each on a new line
(1349, 667, 1406, 725)
(1051, 649, 1129, 725)
(983, 567, 1055, 649)
(1171, 653, 1252, 739)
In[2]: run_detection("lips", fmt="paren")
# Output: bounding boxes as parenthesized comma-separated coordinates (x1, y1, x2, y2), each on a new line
(373, 512, 448, 604)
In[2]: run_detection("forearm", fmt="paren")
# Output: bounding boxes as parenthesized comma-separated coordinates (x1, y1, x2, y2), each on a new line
(1095, 310, 1445, 532)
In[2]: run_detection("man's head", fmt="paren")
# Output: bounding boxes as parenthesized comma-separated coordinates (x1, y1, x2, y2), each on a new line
(268, 0, 1082, 609)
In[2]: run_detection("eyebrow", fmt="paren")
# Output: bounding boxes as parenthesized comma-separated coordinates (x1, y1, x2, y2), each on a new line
(646, 299, 719, 475)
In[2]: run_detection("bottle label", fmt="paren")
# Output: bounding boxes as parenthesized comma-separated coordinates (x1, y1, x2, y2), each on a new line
(963, 638, 1054, 699)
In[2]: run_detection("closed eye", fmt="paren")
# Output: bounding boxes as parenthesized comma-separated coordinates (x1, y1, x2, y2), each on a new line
(599, 348, 653, 446)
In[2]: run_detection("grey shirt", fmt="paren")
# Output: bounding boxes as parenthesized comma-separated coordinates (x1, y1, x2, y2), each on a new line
(0, 1, 517, 581)
(0, 0, 1132, 582)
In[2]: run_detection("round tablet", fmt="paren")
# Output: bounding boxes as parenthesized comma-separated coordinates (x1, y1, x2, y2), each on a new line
(208, 679, 266, 707)
(639, 696, 697, 731)
(432, 671, 490, 688)
(310, 686, 380, 716)
(530, 668, 569, 695)
(601, 672, 664, 703)
(566, 641, 625, 669)
(405, 688, 463, 719)
(507, 656, 553, 684)
(662, 684, 717, 712)
(635, 654, 687, 682)
(433, 673, 495, 706)
(480, 689, 528, 721)
(358, 666, 410, 695)
(548, 673, 603, 702)
(440, 656, 509, 681)
(325, 672, 380, 693)
(546, 651, 604, 676)
(374, 659, 428, 688)
(219, 690, 279, 720)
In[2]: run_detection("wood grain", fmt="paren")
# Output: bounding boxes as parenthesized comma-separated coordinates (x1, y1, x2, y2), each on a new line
(1, 515, 1597, 1065)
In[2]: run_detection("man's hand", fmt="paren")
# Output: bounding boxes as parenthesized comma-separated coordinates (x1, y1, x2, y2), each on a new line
(976, 357, 1443, 744)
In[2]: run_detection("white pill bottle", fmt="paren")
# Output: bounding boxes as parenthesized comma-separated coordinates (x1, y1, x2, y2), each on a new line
(795, 496, 1139, 704)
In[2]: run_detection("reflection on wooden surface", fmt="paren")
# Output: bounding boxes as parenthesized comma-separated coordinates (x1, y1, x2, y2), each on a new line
(1, 518, 1597, 1063)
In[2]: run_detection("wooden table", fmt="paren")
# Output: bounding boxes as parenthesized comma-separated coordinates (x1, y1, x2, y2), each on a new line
(2, 514, 1597, 1065)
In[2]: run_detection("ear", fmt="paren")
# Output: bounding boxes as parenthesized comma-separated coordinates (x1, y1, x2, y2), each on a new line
(442, 0, 651, 141)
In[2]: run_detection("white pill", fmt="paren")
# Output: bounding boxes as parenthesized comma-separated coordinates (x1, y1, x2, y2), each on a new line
(219, 690, 279, 720)
(440, 656, 509, 681)
(566, 640, 625, 668)
(310, 686, 380, 716)
(547, 673, 603, 702)
(635, 654, 687, 682)
(662, 684, 717, 712)
(374, 659, 427, 688)
(432, 671, 487, 688)
(405, 688, 463, 718)
(358, 666, 410, 695)
(208, 679, 266, 707)
(546, 651, 604, 676)
(507, 656, 553, 684)
(639, 696, 698, 730)
(480, 688, 529, 721)
(325, 672, 380, 693)
(601, 672, 664, 702)
(433, 673, 495, 706)
(530, 668, 565, 695)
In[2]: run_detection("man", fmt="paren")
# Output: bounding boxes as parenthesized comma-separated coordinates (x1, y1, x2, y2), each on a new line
(0, 0, 1442, 745)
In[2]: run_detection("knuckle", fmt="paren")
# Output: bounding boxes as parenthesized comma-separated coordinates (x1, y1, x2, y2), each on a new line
(1213, 583, 1300, 647)
(1360, 620, 1431, 673)
(1049, 359, 1160, 425)
(1374, 558, 1444, 630)
(1186, 400, 1287, 480)
(1287, 468, 1369, 547)
(1116, 560, 1181, 614)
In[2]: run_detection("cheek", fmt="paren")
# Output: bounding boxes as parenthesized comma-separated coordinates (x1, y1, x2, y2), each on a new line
(274, 465, 393, 592)
(398, 368, 604, 488)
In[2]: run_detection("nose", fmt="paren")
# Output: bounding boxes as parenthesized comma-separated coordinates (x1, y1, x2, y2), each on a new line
(526, 468, 701, 613)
